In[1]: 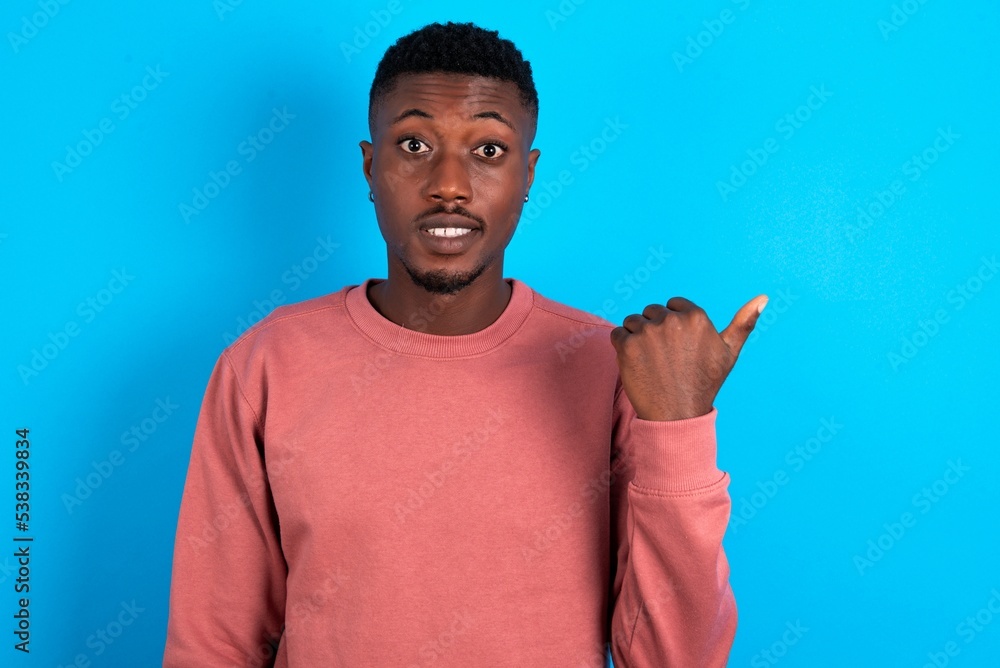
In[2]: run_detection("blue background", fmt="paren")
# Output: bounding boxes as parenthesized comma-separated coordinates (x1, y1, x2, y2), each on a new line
(3, 0, 998, 666)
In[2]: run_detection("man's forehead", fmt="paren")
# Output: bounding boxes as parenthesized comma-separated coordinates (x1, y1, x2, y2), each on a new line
(378, 72, 526, 123)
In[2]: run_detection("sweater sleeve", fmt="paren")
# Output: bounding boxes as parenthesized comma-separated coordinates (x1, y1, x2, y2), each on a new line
(608, 382, 737, 667)
(163, 350, 287, 667)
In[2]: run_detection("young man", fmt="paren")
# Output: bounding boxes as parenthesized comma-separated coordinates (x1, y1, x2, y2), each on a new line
(163, 21, 767, 668)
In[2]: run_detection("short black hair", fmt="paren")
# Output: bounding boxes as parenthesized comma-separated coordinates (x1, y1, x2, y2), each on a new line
(368, 21, 538, 134)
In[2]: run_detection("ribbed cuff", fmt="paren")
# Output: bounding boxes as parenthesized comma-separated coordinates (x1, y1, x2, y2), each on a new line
(627, 407, 723, 493)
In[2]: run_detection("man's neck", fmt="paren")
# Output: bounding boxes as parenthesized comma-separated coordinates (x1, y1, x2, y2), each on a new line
(365, 273, 512, 336)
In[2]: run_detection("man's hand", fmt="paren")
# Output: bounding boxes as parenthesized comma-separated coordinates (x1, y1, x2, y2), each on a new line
(609, 295, 769, 421)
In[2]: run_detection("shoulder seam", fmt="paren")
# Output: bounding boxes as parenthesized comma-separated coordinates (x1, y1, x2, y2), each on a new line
(221, 349, 263, 433)
(228, 301, 344, 354)
(532, 301, 615, 329)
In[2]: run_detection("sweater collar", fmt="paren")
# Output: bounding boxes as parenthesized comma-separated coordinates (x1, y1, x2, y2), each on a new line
(344, 277, 534, 358)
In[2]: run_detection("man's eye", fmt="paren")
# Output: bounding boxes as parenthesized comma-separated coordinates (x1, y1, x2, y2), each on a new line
(399, 138, 429, 154)
(473, 143, 506, 159)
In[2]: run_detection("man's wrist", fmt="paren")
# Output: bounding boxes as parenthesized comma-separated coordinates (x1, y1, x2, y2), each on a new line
(635, 402, 714, 422)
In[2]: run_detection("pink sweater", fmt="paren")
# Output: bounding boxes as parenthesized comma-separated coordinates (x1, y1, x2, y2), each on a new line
(163, 277, 736, 667)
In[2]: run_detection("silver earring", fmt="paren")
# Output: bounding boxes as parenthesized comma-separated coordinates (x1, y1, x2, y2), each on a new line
(368, 191, 374, 202)
(524, 193, 529, 202)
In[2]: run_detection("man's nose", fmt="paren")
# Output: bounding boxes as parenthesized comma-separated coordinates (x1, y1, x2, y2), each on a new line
(425, 149, 471, 202)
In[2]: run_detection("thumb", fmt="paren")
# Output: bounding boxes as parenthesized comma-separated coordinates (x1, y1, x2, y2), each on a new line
(720, 294, 769, 359)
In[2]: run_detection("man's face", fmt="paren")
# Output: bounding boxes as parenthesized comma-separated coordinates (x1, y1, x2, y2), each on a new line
(360, 72, 540, 295)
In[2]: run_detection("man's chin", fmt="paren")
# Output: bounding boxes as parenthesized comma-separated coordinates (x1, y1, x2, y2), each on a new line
(405, 265, 485, 296)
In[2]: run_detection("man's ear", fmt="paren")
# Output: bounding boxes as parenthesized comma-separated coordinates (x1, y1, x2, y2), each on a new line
(526, 148, 541, 192)
(360, 140, 374, 190)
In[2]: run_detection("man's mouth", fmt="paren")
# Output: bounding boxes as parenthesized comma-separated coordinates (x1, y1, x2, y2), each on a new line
(418, 212, 482, 233)
(415, 211, 484, 252)
(424, 227, 475, 238)
(416, 222, 481, 255)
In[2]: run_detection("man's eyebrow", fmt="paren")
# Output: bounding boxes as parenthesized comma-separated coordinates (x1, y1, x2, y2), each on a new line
(389, 108, 517, 132)
(472, 110, 516, 132)
(390, 108, 433, 125)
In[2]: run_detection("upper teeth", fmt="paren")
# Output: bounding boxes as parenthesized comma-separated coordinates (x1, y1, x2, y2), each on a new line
(427, 227, 473, 237)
